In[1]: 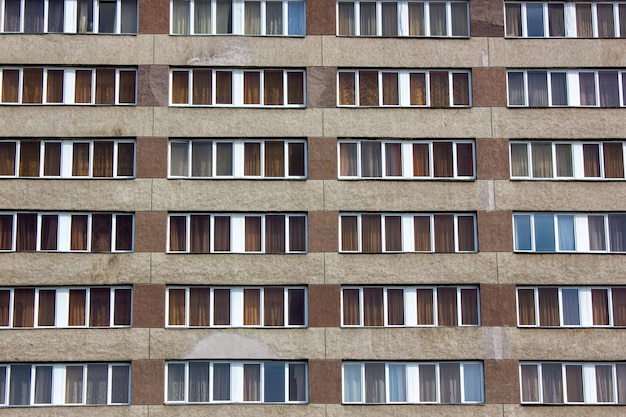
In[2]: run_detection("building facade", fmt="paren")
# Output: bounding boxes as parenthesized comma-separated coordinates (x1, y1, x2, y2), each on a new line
(0, 0, 626, 415)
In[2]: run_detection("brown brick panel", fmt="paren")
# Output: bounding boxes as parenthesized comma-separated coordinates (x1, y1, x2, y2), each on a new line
(133, 284, 166, 328)
(308, 210, 338, 253)
(137, 137, 168, 178)
(309, 284, 341, 327)
(470, 0, 504, 37)
(132, 359, 165, 404)
(135, 211, 167, 253)
(139, 0, 169, 34)
(307, 66, 338, 109)
(480, 284, 516, 327)
(477, 210, 513, 252)
(309, 137, 337, 180)
(137, 65, 169, 107)
(476, 138, 509, 180)
(472, 67, 507, 108)
(309, 359, 342, 404)
(307, 0, 336, 35)
(484, 359, 519, 404)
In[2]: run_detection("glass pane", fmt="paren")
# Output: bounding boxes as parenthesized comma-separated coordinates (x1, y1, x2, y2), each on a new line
(243, 364, 260, 401)
(3, 0, 21, 32)
(264, 362, 285, 402)
(534, 214, 555, 252)
(359, 71, 378, 106)
(213, 288, 230, 325)
(19, 141, 40, 177)
(43, 142, 61, 176)
(244, 288, 260, 325)
(381, 2, 397, 36)
(342, 288, 360, 325)
(592, 288, 609, 325)
(172, 0, 190, 34)
(579, 72, 596, 106)
(289, 363, 306, 402)
(557, 215, 575, 251)
(244, 71, 260, 104)
(363, 287, 383, 326)
(360, 2, 376, 36)
(433, 142, 453, 177)
(171, 71, 189, 104)
(565, 365, 583, 402)
(37, 289, 56, 326)
(583, 143, 601, 177)
(460, 288, 478, 325)
(527, 71, 548, 107)
(598, 4, 615, 38)
(387, 288, 404, 325)
(596, 364, 614, 403)
(505, 3, 521, 36)
(9, 365, 31, 405)
(265, 141, 284, 177)
(192, 69, 212, 105)
(22, 67, 43, 103)
(86, 364, 108, 404)
(192, 141, 211, 177)
(361, 141, 381, 177)
(463, 363, 482, 402)
(244, 1, 260, 34)
(429, 2, 446, 36)
(13, 288, 34, 327)
(603, 142, 625, 178)
(288, 288, 305, 325)
(521, 365, 539, 402)
(452, 73, 469, 106)
(419, 364, 436, 401)
(361, 214, 382, 253)
(417, 288, 434, 325)
(531, 142, 553, 178)
(433, 214, 454, 252)
(288, 142, 305, 176)
(510, 143, 529, 177)
(167, 363, 185, 401)
(576, 4, 592, 37)
(111, 366, 130, 403)
(343, 364, 362, 402)
(385, 143, 402, 176)
(542, 363, 563, 403)
(507, 72, 525, 105)
(113, 288, 131, 326)
(526, 3, 544, 37)
(98, 0, 116, 33)
(437, 287, 458, 326)
(514, 215, 532, 251)
(189, 362, 209, 402)
(338, 2, 354, 36)
(599, 71, 619, 107)
(561, 288, 580, 325)
(338, 72, 356, 105)
(263, 287, 284, 326)
(550, 72, 567, 106)
(555, 143, 572, 177)
(213, 216, 231, 251)
(1, 70, 19, 103)
(213, 363, 230, 401)
(548, 4, 564, 36)
(288, 215, 306, 252)
(120, 0, 137, 33)
(341, 215, 358, 251)
(24, 0, 44, 32)
(75, 69, 93, 103)
(93, 141, 113, 177)
(215, 142, 233, 176)
(450, 2, 468, 36)
(288, 1, 305, 35)
(518, 288, 536, 326)
(410, 73, 426, 105)
(89, 287, 111, 326)
(216, 0, 232, 33)
(388, 364, 405, 402)
(439, 363, 461, 404)
(408, 1, 424, 35)
(340, 143, 357, 176)
(430, 71, 449, 107)
(609, 214, 626, 252)
(266, 1, 282, 34)
(364, 363, 384, 403)
(0, 142, 16, 176)
(194, 0, 210, 33)
(538, 287, 559, 327)
(215, 71, 232, 104)
(287, 71, 304, 104)
(382, 72, 399, 105)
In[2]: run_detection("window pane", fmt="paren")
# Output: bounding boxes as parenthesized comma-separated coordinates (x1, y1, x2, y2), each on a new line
(266, 1, 282, 34)
(565, 365, 583, 403)
(288, 288, 305, 325)
(381, 2, 397, 36)
(457, 215, 475, 252)
(429, 1, 446, 36)
(505, 3, 521, 36)
(244, 288, 260, 325)
(555, 143, 572, 177)
(16, 213, 37, 251)
(1, 70, 19, 103)
(0, 215, 13, 251)
(3, 0, 21, 32)
(413, 143, 429, 176)
(33, 366, 52, 404)
(265, 141, 284, 177)
(439, 363, 461, 403)
(579, 72, 596, 106)
(244, 1, 260, 34)
(264, 362, 285, 402)
(526, 3, 544, 37)
(618, 364, 626, 404)
(518, 288, 536, 326)
(194, 0, 210, 34)
(520, 365, 539, 402)
(437, 287, 457, 326)
(289, 215, 306, 252)
(19, 140, 40, 177)
(542, 363, 563, 403)
(463, 363, 482, 402)
(527, 71, 548, 107)
(65, 366, 84, 404)
(388, 364, 405, 402)
(385, 216, 402, 252)
(9, 365, 31, 405)
(71, 142, 90, 176)
(74, 69, 93, 103)
(22, 67, 43, 103)
(433, 142, 453, 177)
(430, 71, 449, 107)
(344, 364, 362, 402)
(361, 141, 381, 177)
(538, 287, 559, 326)
(216, 142, 233, 175)
(213, 363, 230, 401)
(288, 142, 305, 176)
(363, 287, 383, 326)
(172, 0, 190, 34)
(561, 288, 580, 326)
(338, 2, 355, 35)
(287, 1, 305, 35)
(621, 4, 626, 39)
(93, 141, 113, 177)
(507, 72, 524, 105)
(37, 289, 55, 326)
(113, 288, 131, 326)
(596, 364, 614, 403)
(598, 4, 615, 38)
(264, 287, 284, 326)
(452, 73, 469, 106)
(98, 0, 116, 33)
(338, 72, 356, 105)
(189, 362, 209, 402)
(168, 288, 185, 326)
(13, 288, 35, 327)
(192, 141, 211, 177)
(419, 364, 436, 402)
(169, 216, 187, 252)
(417, 288, 434, 325)
(460, 288, 478, 325)
(583, 143, 600, 177)
(69, 289, 86, 326)
(91, 213, 112, 252)
(548, 4, 564, 36)
(382, 72, 399, 105)
(534, 214, 555, 252)
(86, 364, 108, 404)
(603, 142, 625, 178)
(410, 73, 426, 105)
(215, 71, 232, 104)
(360, 2, 376, 35)
(120, 0, 137, 33)
(341, 215, 358, 251)
(343, 288, 360, 325)
(408, 1, 424, 36)
(216, 0, 232, 33)
(213, 215, 231, 251)
(167, 363, 185, 401)
(264, 70, 283, 105)
(89, 288, 111, 327)
(289, 363, 306, 402)
(599, 71, 619, 107)
(265, 214, 285, 253)
(361, 214, 381, 253)
(43, 142, 61, 176)
(613, 287, 626, 327)
(118, 70, 136, 104)
(171, 71, 189, 104)
(340, 143, 357, 176)
(557, 215, 575, 251)
(190, 214, 210, 253)
(243, 364, 260, 401)
(609, 214, 626, 252)
(111, 366, 130, 403)
(451, 2, 468, 36)
(550, 72, 567, 105)
(387, 288, 404, 325)
(364, 363, 384, 403)
(510, 143, 528, 177)
(189, 287, 209, 326)
(456, 143, 473, 176)
(213, 288, 230, 325)
(70, 215, 88, 251)
(434, 214, 454, 252)
(244, 71, 260, 104)
(359, 71, 378, 106)
(0, 142, 16, 176)
(287, 71, 304, 104)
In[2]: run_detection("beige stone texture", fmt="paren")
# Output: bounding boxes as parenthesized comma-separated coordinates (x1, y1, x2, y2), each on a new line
(151, 179, 323, 211)
(322, 108, 493, 138)
(503, 405, 626, 417)
(326, 404, 504, 417)
(324, 253, 498, 284)
(149, 328, 325, 360)
(0, 34, 154, 65)
(322, 38, 488, 68)
(0, 107, 154, 137)
(489, 38, 626, 68)
(153, 35, 323, 66)
(148, 404, 326, 417)
(0, 253, 151, 285)
(0, 179, 152, 212)
(492, 108, 626, 139)
(153, 108, 323, 137)
(324, 180, 489, 211)
(0, 406, 149, 417)
(150, 253, 325, 284)
(495, 180, 626, 211)
(0, 329, 149, 362)
(497, 253, 626, 285)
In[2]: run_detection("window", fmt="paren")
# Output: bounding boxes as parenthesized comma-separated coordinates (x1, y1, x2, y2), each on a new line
(166, 361, 307, 403)
(520, 362, 626, 404)
(337, 0, 468, 37)
(338, 139, 474, 179)
(0, 139, 135, 178)
(166, 286, 306, 327)
(169, 68, 305, 107)
(0, 286, 131, 328)
(510, 141, 626, 180)
(170, 0, 305, 35)
(337, 69, 471, 107)
(513, 212, 626, 253)
(0, 212, 134, 252)
(0, 67, 137, 105)
(0, 363, 130, 406)
(517, 286, 626, 328)
(169, 139, 306, 179)
(0, 0, 137, 33)
(339, 213, 477, 253)
(507, 70, 626, 107)
(168, 213, 306, 253)
(341, 286, 479, 327)
(343, 361, 483, 404)
(505, 2, 626, 38)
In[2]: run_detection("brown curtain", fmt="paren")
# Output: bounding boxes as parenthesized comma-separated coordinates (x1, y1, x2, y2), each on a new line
(596, 364, 614, 402)
(385, 216, 402, 251)
(429, 71, 449, 107)
(382, 72, 398, 105)
(214, 216, 230, 251)
(583, 144, 601, 177)
(265, 141, 284, 177)
(597, 4, 615, 38)
(190, 215, 210, 253)
(452, 73, 469, 106)
(433, 142, 453, 177)
(0, 142, 16, 176)
(264, 70, 283, 105)
(171, 71, 189, 104)
(89, 288, 110, 327)
(618, 364, 626, 404)
(437, 287, 457, 326)
(264, 287, 284, 326)
(414, 215, 431, 251)
(192, 69, 212, 105)
(419, 364, 436, 402)
(244, 289, 260, 325)
(68, 289, 86, 326)
(43, 142, 61, 176)
(289, 216, 306, 252)
(338, 72, 356, 105)
(95, 68, 115, 104)
(169, 216, 187, 252)
(520, 365, 539, 402)
(0, 290, 10, 326)
(244, 72, 260, 104)
(91, 213, 112, 252)
(2, 70, 19, 102)
(417, 288, 434, 325)
(265, 215, 285, 253)
(19, 140, 40, 177)
(538, 287, 559, 326)
(22, 68, 43, 103)
(576, 4, 593, 38)
(115, 214, 133, 251)
(457, 216, 475, 252)
(168, 289, 185, 325)
(40, 214, 58, 251)
(70, 215, 88, 250)
(434, 214, 454, 253)
(548, 4, 564, 36)
(243, 364, 260, 401)
(213, 288, 230, 325)
(189, 287, 210, 326)
(0, 215, 13, 250)
(46, 70, 64, 103)
(612, 288, 626, 326)
(113, 288, 132, 326)
(287, 72, 304, 105)
(341, 215, 358, 251)
(413, 143, 429, 176)
(387, 288, 404, 325)
(340, 143, 357, 176)
(361, 214, 381, 253)
(245, 216, 262, 252)
(38, 289, 56, 326)
(244, 1, 260, 34)
(72, 143, 90, 176)
(16, 213, 37, 251)
(215, 71, 233, 104)
(117, 143, 134, 176)
(338, 2, 354, 35)
(385, 143, 402, 176)
(359, 71, 378, 106)
(460, 288, 478, 325)
(13, 288, 35, 327)
(244, 142, 261, 176)
(517, 289, 536, 326)
(118, 70, 136, 104)
(363, 287, 383, 326)
(74, 70, 92, 103)
(604, 142, 624, 178)
(342, 288, 360, 325)
(288, 288, 305, 325)
(408, 2, 424, 35)
(381, 2, 397, 36)
(93, 141, 113, 177)
(592, 288, 609, 325)
(456, 143, 473, 177)
(566, 365, 584, 402)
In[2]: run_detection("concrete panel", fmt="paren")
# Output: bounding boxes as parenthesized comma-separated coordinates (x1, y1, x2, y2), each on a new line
(153, 35, 323, 66)
(153, 108, 324, 137)
(495, 181, 626, 211)
(503, 405, 626, 417)
(0, 329, 149, 362)
(0, 179, 152, 212)
(148, 328, 325, 360)
(322, 108, 493, 138)
(0, 34, 154, 65)
(0, 253, 151, 285)
(327, 404, 504, 416)
(150, 253, 325, 285)
(0, 406, 148, 417)
(148, 404, 326, 417)
(497, 253, 626, 285)
(489, 38, 626, 68)
(324, 253, 498, 284)
(324, 180, 487, 211)
(322, 38, 488, 68)
(0, 107, 154, 137)
(151, 179, 324, 211)
(492, 108, 626, 139)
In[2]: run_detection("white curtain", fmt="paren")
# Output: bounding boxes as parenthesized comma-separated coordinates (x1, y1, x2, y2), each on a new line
(172, 0, 190, 34)
(167, 364, 185, 402)
(189, 362, 209, 402)
(462, 363, 482, 402)
(86, 364, 108, 405)
(343, 364, 362, 402)
(388, 364, 406, 402)
(557, 215, 575, 251)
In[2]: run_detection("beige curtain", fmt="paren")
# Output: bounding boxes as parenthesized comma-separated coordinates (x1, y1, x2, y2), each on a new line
(43, 142, 61, 176)
(342, 289, 360, 325)
(74, 70, 92, 103)
(385, 143, 401, 176)
(531, 142, 553, 178)
(0, 142, 16, 176)
(244, 142, 261, 176)
(412, 143, 429, 176)
(341, 216, 358, 251)
(171, 71, 189, 104)
(359, 2, 376, 35)
(510, 143, 529, 177)
(95, 69, 115, 104)
(89, 288, 110, 327)
(382, 73, 398, 105)
(213, 288, 230, 325)
(118, 70, 136, 104)
(1, 70, 19, 102)
(264, 70, 283, 105)
(263, 287, 284, 326)
(215, 71, 233, 104)
(168, 288, 186, 325)
(189, 287, 210, 326)
(416, 288, 434, 325)
(19, 141, 40, 177)
(192, 69, 212, 105)
(363, 287, 383, 326)
(245, 216, 262, 252)
(68, 289, 86, 326)
(244, 289, 260, 325)
(433, 141, 453, 177)
(338, 2, 354, 35)
(244, 72, 260, 104)
(520, 365, 539, 402)
(264, 141, 284, 177)
(0, 290, 10, 326)
(517, 289, 536, 326)
(437, 287, 457, 326)
(65, 366, 84, 404)
(13, 288, 35, 327)
(434, 214, 454, 252)
(244, 1, 260, 34)
(338, 72, 356, 105)
(387, 288, 404, 325)
(93, 141, 113, 177)
(414, 215, 431, 251)
(361, 214, 381, 253)
(265, 215, 285, 253)
(408, 2, 424, 35)
(72, 142, 90, 176)
(243, 364, 260, 401)
(359, 71, 378, 106)
(381, 2, 397, 36)
(190, 215, 210, 253)
(340, 143, 357, 176)
(70, 215, 88, 250)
